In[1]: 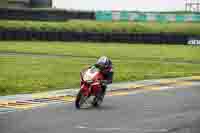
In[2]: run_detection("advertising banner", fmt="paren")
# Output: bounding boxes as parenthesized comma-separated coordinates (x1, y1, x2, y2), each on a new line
(95, 11, 200, 22)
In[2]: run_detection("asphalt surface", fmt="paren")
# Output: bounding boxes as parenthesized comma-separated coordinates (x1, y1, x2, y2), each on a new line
(0, 82, 200, 133)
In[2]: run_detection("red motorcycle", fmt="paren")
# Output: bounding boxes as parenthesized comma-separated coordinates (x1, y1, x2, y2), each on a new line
(75, 66, 105, 109)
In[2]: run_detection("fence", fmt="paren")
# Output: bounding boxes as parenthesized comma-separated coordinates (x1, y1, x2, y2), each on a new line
(95, 11, 200, 22)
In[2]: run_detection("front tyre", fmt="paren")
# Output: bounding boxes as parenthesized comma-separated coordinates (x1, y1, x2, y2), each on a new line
(75, 90, 86, 109)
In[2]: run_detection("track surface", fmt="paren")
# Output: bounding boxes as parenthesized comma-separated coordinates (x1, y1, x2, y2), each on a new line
(0, 83, 200, 133)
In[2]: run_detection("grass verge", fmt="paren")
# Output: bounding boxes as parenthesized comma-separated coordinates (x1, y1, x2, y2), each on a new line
(1, 20, 200, 35)
(0, 41, 200, 95)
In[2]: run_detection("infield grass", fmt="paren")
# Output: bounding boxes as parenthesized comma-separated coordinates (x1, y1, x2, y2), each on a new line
(0, 41, 199, 95)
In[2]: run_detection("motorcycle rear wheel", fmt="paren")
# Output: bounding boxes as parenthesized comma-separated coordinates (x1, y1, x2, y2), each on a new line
(92, 92, 105, 107)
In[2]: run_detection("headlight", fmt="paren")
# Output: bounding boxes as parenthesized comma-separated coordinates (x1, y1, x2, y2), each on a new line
(83, 73, 92, 81)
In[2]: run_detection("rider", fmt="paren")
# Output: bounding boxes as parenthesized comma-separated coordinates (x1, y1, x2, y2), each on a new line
(94, 56, 114, 98)
(83, 56, 114, 96)
(95, 56, 113, 84)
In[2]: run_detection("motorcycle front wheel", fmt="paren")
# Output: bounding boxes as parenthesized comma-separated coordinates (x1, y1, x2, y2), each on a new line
(75, 90, 87, 109)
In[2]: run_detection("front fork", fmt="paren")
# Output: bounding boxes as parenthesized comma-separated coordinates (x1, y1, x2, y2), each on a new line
(80, 83, 91, 97)
(81, 82, 104, 98)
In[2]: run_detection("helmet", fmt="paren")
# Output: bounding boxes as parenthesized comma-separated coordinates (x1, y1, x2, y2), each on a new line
(96, 56, 112, 69)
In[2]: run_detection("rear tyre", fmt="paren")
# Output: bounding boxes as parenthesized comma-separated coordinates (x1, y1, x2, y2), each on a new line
(75, 90, 85, 109)
(92, 90, 105, 107)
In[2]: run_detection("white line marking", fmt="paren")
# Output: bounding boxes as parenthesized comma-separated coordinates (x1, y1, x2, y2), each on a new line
(75, 125, 169, 133)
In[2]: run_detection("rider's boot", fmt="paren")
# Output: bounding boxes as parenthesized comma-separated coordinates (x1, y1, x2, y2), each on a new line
(99, 86, 106, 101)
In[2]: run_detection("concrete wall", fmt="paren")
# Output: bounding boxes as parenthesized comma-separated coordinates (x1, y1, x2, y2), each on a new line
(7, 2, 30, 8)
(30, 0, 52, 8)
(0, 29, 195, 45)
(0, 8, 94, 21)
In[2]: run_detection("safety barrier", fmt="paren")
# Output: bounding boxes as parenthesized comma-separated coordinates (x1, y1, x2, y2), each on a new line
(2, 8, 200, 22)
(1, 29, 199, 44)
(95, 11, 200, 22)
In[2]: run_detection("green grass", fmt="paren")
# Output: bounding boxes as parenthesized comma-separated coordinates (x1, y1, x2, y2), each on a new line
(0, 41, 200, 95)
(1, 20, 200, 35)
(0, 41, 200, 61)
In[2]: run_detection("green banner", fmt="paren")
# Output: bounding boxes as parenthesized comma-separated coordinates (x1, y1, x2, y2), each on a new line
(176, 15, 185, 22)
(136, 13, 147, 21)
(95, 11, 200, 22)
(120, 11, 129, 21)
(192, 14, 200, 22)
(156, 14, 167, 22)
(95, 11, 112, 21)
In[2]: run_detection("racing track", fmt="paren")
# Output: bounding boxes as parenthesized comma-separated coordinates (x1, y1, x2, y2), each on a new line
(0, 80, 200, 133)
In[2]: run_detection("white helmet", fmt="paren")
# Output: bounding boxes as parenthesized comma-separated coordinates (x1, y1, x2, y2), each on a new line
(96, 56, 112, 68)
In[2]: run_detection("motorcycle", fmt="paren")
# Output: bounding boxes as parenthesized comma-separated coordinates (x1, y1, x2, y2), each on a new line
(75, 66, 105, 109)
